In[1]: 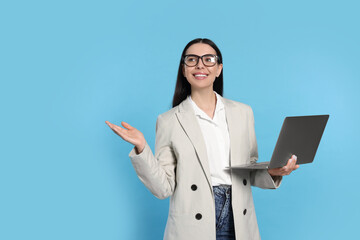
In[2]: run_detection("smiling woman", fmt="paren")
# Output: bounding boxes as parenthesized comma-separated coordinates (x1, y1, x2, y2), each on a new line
(181, 44, 223, 95)
(105, 38, 298, 240)
(173, 38, 224, 109)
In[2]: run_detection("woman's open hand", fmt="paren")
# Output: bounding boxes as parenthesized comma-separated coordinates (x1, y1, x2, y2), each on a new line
(268, 155, 300, 176)
(105, 121, 146, 154)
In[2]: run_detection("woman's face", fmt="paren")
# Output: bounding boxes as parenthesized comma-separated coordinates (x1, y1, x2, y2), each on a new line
(182, 43, 223, 92)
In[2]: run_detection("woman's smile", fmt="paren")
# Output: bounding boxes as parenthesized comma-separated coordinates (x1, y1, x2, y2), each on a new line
(193, 72, 209, 80)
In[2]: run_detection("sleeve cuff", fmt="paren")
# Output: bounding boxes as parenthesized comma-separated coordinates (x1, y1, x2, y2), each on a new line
(251, 169, 283, 189)
(129, 141, 151, 164)
(271, 175, 282, 188)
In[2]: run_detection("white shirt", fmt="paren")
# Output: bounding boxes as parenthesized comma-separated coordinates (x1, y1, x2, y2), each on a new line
(188, 91, 232, 186)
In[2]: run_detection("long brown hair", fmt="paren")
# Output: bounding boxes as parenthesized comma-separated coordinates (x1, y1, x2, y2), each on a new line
(172, 38, 224, 108)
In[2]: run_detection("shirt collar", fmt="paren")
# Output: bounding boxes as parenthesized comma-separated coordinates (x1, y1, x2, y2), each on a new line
(188, 91, 224, 121)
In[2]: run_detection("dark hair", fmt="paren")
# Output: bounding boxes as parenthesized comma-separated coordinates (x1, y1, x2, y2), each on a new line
(172, 38, 223, 107)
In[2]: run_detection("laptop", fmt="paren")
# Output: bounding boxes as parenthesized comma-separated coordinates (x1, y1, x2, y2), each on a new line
(230, 115, 329, 170)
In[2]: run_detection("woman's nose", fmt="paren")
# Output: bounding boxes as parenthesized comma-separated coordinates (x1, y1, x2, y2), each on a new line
(196, 58, 205, 68)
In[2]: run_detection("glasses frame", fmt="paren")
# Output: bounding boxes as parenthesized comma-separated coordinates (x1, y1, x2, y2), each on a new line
(183, 54, 219, 67)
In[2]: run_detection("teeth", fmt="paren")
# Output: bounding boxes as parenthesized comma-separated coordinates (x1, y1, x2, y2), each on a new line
(195, 74, 207, 77)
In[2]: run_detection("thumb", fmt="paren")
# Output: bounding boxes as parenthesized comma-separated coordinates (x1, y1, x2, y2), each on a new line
(121, 121, 134, 130)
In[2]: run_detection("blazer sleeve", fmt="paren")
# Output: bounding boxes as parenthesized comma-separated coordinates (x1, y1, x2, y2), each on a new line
(128, 114, 177, 199)
(247, 106, 282, 189)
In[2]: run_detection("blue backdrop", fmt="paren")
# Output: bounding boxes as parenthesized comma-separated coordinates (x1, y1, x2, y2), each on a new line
(1, 0, 359, 239)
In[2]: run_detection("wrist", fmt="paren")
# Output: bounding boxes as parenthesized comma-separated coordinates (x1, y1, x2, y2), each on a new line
(135, 143, 145, 154)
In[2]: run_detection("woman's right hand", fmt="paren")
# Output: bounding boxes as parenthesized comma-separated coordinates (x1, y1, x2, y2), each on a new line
(105, 120, 146, 154)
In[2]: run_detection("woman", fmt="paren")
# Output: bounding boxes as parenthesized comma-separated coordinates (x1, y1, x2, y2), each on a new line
(105, 38, 299, 240)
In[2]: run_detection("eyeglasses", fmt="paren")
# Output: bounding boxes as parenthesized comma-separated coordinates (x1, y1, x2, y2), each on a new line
(183, 54, 219, 67)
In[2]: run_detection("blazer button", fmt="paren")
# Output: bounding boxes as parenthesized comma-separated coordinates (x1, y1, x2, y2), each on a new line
(195, 213, 202, 220)
(243, 179, 247, 186)
(191, 184, 197, 191)
(243, 209, 247, 215)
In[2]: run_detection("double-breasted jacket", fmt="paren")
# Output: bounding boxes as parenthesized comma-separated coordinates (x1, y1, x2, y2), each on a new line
(129, 94, 281, 240)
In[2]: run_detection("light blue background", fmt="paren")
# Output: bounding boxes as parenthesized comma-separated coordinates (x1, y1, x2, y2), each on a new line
(1, 0, 359, 239)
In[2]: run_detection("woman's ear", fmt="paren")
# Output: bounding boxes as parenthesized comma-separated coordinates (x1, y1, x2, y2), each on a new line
(182, 64, 186, 77)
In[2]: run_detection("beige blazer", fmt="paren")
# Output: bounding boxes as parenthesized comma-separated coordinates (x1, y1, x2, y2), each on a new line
(129, 94, 282, 240)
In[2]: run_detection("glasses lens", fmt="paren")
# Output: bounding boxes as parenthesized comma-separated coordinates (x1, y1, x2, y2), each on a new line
(184, 55, 198, 66)
(202, 55, 217, 66)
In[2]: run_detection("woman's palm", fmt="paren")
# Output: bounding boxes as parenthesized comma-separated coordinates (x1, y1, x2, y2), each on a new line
(105, 121, 145, 152)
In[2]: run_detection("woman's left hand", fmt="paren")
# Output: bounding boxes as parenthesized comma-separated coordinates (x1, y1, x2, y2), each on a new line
(268, 155, 300, 176)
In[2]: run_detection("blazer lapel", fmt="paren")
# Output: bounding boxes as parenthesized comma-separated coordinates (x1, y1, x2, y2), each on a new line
(175, 97, 213, 191)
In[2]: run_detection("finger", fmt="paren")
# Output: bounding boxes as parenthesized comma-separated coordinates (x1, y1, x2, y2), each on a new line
(289, 158, 295, 171)
(121, 121, 134, 130)
(112, 124, 127, 135)
(271, 167, 283, 173)
(291, 155, 298, 170)
(105, 121, 113, 128)
(279, 167, 285, 173)
(105, 121, 116, 129)
(290, 162, 297, 171)
(283, 156, 298, 175)
(108, 122, 123, 131)
(272, 167, 285, 176)
(285, 156, 294, 171)
(274, 168, 287, 176)
(282, 161, 291, 175)
(106, 122, 127, 137)
(286, 162, 294, 175)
